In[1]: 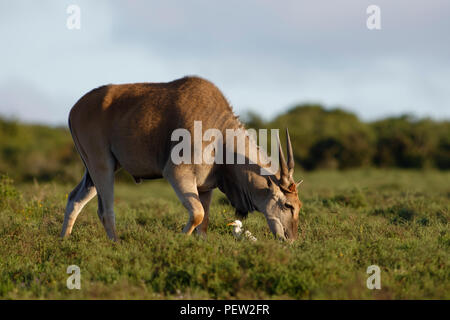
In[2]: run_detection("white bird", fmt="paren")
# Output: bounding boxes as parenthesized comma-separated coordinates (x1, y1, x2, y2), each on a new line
(227, 220, 257, 241)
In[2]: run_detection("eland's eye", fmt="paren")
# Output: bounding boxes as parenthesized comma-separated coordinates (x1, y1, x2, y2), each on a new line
(285, 202, 294, 210)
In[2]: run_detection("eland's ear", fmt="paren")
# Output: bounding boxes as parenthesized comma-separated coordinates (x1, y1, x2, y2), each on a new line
(296, 180, 304, 188)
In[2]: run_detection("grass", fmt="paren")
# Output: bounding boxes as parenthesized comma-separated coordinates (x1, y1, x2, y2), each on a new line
(0, 169, 448, 299)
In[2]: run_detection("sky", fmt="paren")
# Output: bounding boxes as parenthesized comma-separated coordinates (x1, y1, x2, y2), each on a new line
(0, 0, 449, 125)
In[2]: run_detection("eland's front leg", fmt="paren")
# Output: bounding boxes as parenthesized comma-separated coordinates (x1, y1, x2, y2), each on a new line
(196, 190, 212, 236)
(178, 189, 205, 235)
(164, 167, 205, 235)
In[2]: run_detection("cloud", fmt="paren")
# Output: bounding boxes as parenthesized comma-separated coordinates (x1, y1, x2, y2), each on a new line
(0, 0, 448, 124)
(0, 78, 67, 124)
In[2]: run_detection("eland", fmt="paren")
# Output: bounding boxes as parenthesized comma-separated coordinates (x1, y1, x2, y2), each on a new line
(61, 76, 302, 241)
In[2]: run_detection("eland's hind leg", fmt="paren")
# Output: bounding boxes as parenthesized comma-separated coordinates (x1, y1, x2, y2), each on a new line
(85, 152, 118, 241)
(61, 170, 97, 238)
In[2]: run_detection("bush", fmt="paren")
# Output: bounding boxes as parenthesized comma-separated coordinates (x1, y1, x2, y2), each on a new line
(245, 105, 449, 171)
(256, 104, 375, 170)
(372, 116, 442, 168)
(433, 123, 450, 169)
(0, 117, 83, 183)
(0, 105, 449, 184)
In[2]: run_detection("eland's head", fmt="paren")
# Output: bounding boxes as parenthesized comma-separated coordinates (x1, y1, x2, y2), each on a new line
(259, 129, 303, 241)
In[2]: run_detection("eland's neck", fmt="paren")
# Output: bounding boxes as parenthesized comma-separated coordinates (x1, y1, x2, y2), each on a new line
(217, 129, 276, 216)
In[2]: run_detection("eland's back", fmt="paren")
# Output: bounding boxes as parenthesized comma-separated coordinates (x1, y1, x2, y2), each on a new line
(69, 76, 239, 180)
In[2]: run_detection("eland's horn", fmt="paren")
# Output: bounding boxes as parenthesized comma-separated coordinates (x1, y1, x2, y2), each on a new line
(277, 131, 290, 186)
(286, 128, 294, 178)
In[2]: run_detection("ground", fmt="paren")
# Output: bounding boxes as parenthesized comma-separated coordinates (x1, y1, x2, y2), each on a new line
(0, 169, 448, 299)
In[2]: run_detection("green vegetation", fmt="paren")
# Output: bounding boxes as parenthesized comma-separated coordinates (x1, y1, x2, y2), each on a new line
(0, 118, 82, 183)
(1, 105, 449, 184)
(0, 170, 448, 299)
(247, 104, 450, 170)
(0, 107, 448, 299)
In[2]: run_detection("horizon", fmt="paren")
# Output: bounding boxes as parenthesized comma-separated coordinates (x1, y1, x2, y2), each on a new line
(1, 101, 447, 129)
